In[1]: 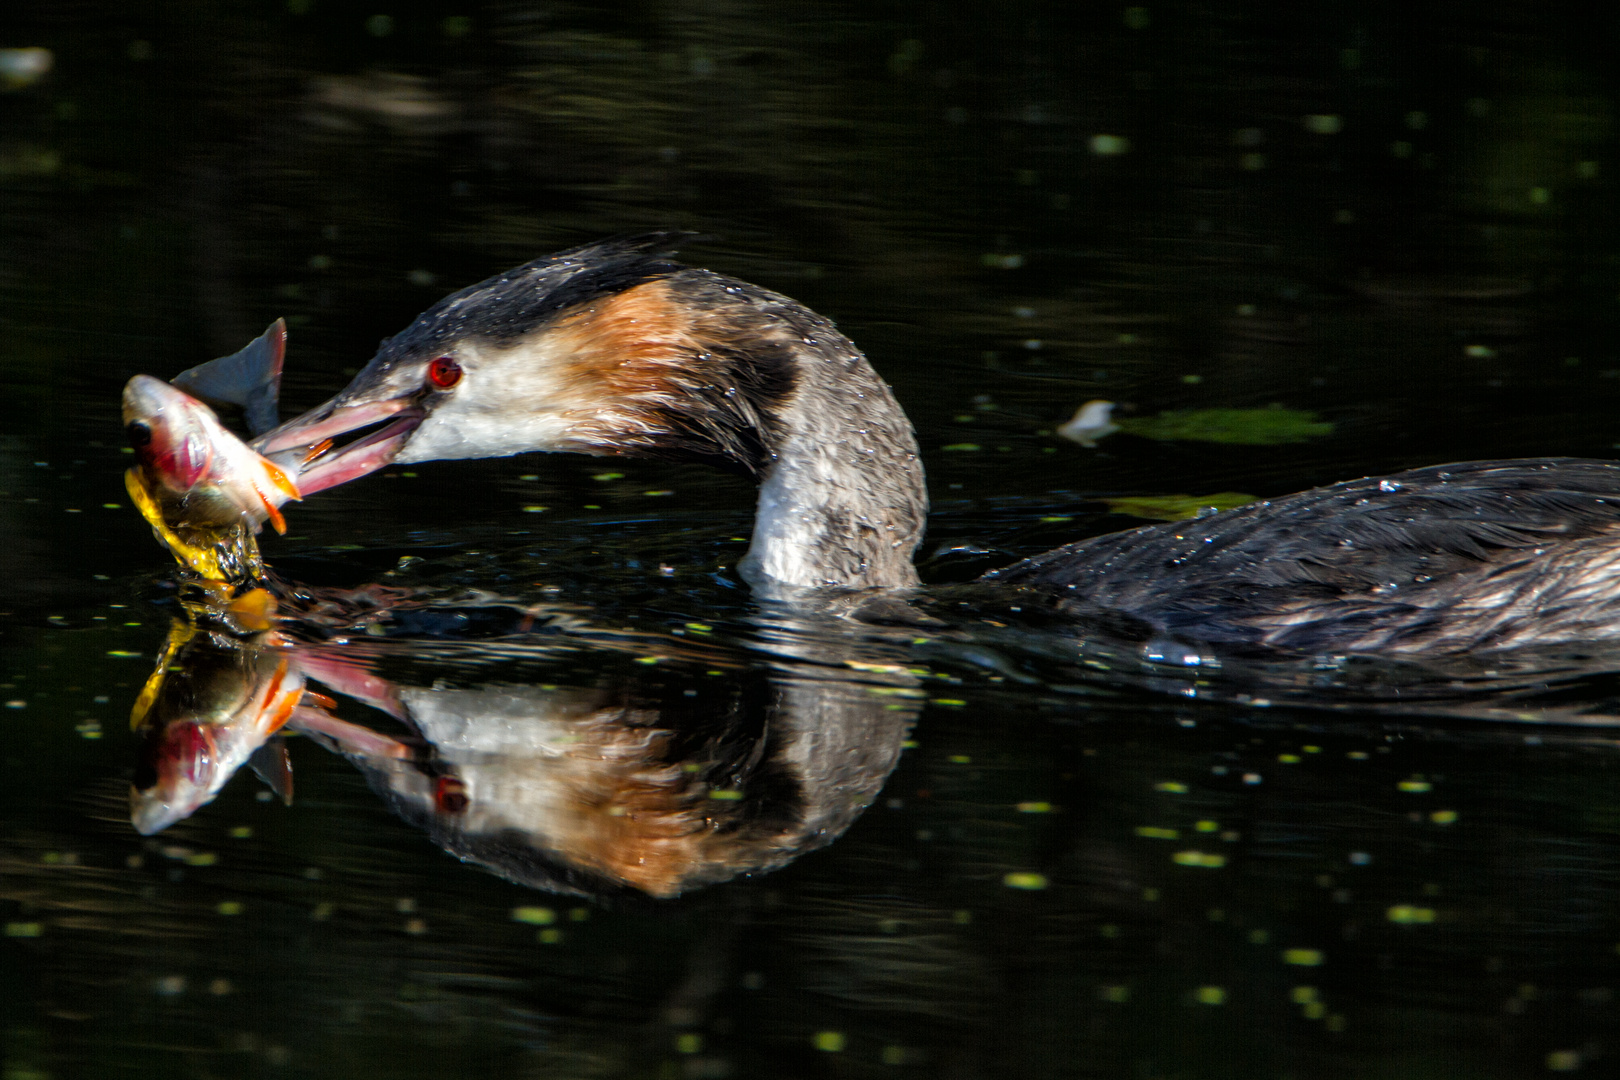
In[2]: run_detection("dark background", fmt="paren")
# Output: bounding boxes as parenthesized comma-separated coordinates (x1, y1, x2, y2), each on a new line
(5, 2, 1620, 1077)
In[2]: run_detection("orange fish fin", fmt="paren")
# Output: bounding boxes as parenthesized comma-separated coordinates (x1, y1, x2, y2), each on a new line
(251, 482, 289, 534)
(225, 586, 278, 632)
(260, 459, 302, 502)
(258, 659, 299, 734)
(265, 695, 298, 734)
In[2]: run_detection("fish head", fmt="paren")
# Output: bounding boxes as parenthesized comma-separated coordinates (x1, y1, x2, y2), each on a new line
(124, 374, 224, 494)
(131, 720, 219, 835)
(129, 628, 305, 834)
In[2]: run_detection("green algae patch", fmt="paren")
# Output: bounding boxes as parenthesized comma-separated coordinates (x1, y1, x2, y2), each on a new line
(512, 906, 556, 925)
(1102, 492, 1258, 521)
(1003, 872, 1049, 890)
(1118, 407, 1334, 445)
(1387, 905, 1436, 925)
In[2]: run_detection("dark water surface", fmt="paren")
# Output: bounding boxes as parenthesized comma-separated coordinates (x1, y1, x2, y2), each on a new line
(8, 2, 1620, 1077)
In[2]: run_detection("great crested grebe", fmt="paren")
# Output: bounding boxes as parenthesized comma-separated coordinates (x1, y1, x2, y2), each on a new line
(258, 232, 1620, 655)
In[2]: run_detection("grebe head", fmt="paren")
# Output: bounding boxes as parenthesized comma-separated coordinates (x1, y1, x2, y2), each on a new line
(261, 232, 928, 592)
(265, 232, 798, 489)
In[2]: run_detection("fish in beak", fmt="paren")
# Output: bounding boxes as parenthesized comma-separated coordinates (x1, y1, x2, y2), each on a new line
(123, 375, 305, 580)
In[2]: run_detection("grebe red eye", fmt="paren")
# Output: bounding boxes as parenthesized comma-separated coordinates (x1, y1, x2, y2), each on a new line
(434, 775, 469, 814)
(427, 356, 462, 389)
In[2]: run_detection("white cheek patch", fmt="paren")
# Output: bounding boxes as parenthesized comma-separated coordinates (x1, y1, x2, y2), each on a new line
(393, 338, 593, 462)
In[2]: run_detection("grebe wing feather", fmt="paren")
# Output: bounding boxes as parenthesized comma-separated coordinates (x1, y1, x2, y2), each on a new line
(986, 459, 1620, 652)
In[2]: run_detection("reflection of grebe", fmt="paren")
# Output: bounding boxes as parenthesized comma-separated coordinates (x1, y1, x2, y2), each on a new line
(259, 233, 1620, 654)
(127, 623, 917, 898)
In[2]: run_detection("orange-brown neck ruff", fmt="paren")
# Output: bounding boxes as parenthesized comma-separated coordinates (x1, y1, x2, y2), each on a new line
(535, 276, 795, 476)
(512, 269, 925, 590)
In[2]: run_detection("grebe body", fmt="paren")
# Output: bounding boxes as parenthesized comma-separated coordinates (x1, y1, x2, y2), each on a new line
(259, 234, 1620, 655)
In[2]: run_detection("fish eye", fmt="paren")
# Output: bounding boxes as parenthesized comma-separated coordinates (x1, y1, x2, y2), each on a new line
(132, 759, 158, 791)
(427, 356, 462, 389)
(126, 421, 153, 447)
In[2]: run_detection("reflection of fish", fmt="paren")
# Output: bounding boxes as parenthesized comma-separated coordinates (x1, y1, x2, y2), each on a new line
(129, 624, 309, 835)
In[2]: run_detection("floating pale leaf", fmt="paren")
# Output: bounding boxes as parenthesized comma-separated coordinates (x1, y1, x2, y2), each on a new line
(1117, 407, 1334, 445)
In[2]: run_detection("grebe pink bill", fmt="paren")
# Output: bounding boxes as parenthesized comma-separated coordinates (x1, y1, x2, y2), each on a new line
(252, 232, 1620, 657)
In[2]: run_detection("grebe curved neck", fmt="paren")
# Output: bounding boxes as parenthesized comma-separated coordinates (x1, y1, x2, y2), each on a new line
(263, 234, 927, 594)
(731, 322, 927, 595)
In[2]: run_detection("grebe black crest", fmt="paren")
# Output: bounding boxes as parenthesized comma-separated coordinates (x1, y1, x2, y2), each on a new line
(260, 233, 1620, 655)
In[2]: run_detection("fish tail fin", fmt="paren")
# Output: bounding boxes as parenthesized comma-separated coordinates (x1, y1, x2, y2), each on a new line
(248, 737, 294, 806)
(172, 319, 286, 437)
